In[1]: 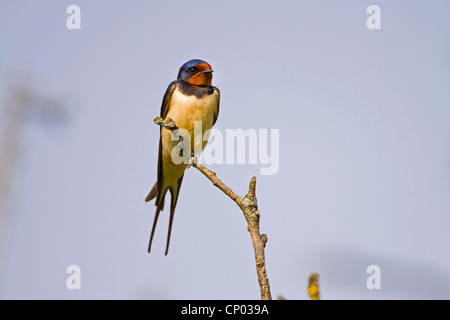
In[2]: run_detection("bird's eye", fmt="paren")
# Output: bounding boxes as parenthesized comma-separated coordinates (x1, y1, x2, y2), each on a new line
(188, 67, 197, 74)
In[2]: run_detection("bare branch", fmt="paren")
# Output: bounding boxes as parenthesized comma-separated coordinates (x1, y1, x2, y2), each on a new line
(189, 161, 241, 205)
(154, 116, 272, 300)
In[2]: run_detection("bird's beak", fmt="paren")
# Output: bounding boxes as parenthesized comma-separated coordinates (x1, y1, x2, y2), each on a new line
(197, 69, 214, 74)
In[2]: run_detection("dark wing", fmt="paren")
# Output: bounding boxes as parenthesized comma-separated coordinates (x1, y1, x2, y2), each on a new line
(156, 80, 178, 204)
(155, 81, 177, 202)
(145, 80, 178, 203)
(212, 86, 220, 125)
(147, 81, 178, 253)
(161, 80, 178, 118)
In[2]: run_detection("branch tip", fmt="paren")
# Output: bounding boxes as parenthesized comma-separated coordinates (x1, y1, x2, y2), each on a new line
(248, 176, 257, 197)
(153, 116, 178, 131)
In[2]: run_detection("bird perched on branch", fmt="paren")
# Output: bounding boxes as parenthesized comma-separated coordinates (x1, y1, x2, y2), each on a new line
(145, 59, 220, 255)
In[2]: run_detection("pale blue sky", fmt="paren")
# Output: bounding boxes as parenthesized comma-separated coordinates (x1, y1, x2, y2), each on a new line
(0, 1, 449, 299)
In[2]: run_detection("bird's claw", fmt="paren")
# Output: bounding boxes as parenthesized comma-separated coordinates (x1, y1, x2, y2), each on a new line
(187, 154, 198, 168)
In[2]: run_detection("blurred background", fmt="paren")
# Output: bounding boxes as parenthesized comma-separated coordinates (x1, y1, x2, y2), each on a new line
(0, 1, 449, 299)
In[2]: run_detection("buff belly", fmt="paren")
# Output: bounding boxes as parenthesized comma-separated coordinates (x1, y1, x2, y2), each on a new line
(161, 87, 218, 186)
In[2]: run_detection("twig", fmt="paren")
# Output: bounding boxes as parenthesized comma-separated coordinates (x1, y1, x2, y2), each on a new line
(153, 116, 272, 300)
(153, 116, 178, 131)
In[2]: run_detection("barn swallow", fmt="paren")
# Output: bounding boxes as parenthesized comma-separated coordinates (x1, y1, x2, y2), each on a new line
(145, 59, 220, 255)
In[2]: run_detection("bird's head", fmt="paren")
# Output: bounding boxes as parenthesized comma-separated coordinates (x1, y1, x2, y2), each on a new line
(177, 59, 214, 86)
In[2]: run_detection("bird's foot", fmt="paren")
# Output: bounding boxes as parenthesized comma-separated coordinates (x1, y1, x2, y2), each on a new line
(187, 154, 198, 168)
